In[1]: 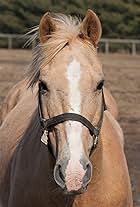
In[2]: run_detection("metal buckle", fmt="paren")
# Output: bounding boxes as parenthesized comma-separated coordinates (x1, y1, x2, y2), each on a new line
(41, 130, 48, 145)
(93, 135, 98, 149)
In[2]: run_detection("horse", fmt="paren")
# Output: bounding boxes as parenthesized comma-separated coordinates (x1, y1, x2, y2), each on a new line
(0, 10, 133, 207)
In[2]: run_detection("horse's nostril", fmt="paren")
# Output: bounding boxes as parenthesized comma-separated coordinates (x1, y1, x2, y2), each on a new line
(86, 163, 90, 168)
(58, 164, 65, 181)
(54, 164, 65, 189)
(86, 163, 91, 178)
(83, 161, 92, 187)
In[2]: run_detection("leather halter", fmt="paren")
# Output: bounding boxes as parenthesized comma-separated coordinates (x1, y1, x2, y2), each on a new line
(38, 82, 106, 151)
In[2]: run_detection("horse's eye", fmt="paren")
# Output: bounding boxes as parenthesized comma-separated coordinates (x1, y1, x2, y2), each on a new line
(39, 81, 49, 95)
(96, 80, 104, 91)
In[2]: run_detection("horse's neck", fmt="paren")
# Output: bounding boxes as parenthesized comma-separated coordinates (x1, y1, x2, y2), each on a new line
(89, 136, 103, 183)
(90, 111, 124, 183)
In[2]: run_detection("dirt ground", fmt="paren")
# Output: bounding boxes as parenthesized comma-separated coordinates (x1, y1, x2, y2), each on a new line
(0, 49, 139, 206)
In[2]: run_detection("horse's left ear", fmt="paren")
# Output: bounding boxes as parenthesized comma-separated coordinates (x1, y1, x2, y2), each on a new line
(80, 9, 102, 46)
(39, 12, 56, 43)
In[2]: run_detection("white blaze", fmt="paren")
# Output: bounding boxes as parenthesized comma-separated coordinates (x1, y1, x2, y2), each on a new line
(65, 59, 86, 192)
(66, 59, 83, 160)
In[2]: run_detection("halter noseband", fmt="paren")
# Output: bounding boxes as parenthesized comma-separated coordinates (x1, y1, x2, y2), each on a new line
(38, 82, 106, 151)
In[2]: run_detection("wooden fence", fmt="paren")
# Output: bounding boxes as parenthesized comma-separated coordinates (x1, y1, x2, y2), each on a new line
(0, 33, 140, 55)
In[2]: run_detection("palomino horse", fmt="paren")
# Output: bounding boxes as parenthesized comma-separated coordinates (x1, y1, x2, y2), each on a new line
(0, 10, 132, 207)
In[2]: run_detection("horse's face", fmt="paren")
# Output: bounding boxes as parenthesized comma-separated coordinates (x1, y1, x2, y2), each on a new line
(39, 10, 103, 194)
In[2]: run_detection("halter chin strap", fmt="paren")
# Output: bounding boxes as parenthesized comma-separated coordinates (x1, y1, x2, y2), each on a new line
(38, 82, 106, 151)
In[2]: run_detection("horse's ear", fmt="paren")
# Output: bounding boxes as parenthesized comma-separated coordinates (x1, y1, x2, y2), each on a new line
(39, 12, 56, 43)
(80, 9, 102, 46)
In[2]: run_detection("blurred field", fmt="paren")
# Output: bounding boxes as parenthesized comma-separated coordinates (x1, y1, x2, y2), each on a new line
(0, 49, 140, 206)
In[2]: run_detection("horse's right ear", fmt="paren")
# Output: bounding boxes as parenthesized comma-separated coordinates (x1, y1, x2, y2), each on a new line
(39, 12, 56, 43)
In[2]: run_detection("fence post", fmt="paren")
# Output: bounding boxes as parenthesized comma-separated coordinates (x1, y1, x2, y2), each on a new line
(132, 42, 136, 55)
(105, 41, 109, 54)
(8, 36, 12, 49)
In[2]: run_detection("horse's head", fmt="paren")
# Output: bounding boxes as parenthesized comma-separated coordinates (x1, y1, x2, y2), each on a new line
(34, 10, 104, 194)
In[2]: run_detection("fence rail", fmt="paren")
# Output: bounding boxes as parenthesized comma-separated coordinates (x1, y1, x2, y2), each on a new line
(101, 38, 140, 55)
(0, 33, 140, 55)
